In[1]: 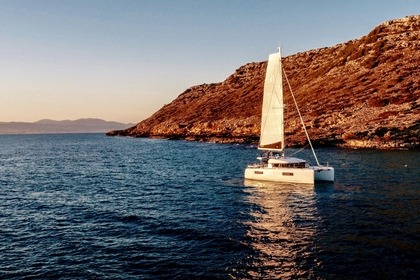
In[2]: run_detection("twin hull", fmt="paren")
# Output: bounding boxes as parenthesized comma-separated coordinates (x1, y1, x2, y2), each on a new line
(244, 166, 334, 184)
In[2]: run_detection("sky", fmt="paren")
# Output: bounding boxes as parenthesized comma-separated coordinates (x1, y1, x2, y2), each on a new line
(0, 0, 418, 123)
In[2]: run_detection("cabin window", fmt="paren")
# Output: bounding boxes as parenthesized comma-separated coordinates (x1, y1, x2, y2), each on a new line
(282, 172, 294, 176)
(279, 163, 306, 168)
(255, 171, 263, 174)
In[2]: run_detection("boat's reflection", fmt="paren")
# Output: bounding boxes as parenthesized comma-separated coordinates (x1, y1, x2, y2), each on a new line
(241, 180, 320, 279)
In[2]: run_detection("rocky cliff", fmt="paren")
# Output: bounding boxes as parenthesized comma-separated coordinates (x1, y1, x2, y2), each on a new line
(108, 15, 420, 149)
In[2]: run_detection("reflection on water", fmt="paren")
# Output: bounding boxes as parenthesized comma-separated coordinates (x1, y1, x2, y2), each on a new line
(241, 180, 320, 279)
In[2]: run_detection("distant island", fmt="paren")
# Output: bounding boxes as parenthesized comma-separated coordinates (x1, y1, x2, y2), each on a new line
(108, 15, 420, 150)
(0, 118, 133, 135)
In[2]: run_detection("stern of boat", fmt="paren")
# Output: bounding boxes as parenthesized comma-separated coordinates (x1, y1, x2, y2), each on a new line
(312, 166, 334, 181)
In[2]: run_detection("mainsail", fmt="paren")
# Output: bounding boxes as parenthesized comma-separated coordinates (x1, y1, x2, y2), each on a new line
(258, 50, 284, 152)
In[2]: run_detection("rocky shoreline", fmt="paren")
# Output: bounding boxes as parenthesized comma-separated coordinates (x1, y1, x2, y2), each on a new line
(106, 130, 419, 150)
(108, 16, 420, 150)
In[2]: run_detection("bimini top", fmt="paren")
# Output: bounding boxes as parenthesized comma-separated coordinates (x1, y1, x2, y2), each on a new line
(268, 157, 307, 164)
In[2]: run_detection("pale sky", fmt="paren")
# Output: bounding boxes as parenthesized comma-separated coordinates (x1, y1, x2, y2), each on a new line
(0, 0, 418, 123)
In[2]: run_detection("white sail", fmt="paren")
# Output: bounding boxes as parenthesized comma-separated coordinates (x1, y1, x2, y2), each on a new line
(258, 50, 284, 151)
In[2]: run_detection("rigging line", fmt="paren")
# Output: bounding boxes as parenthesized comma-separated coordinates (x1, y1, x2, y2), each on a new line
(289, 144, 309, 157)
(282, 68, 320, 166)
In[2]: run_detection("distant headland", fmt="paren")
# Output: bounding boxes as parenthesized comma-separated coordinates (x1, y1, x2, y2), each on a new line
(107, 15, 420, 150)
(0, 118, 133, 135)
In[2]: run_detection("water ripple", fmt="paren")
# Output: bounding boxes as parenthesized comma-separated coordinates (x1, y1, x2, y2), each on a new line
(0, 134, 418, 279)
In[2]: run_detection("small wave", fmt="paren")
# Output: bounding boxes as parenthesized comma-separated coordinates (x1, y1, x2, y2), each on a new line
(121, 215, 141, 223)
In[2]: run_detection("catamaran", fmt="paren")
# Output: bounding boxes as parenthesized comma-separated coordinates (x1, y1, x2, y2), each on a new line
(244, 48, 334, 184)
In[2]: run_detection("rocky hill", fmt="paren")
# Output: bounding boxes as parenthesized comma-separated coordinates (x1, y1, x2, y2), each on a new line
(108, 15, 420, 149)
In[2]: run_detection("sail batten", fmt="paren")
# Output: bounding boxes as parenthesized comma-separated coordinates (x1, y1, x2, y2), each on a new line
(258, 50, 284, 152)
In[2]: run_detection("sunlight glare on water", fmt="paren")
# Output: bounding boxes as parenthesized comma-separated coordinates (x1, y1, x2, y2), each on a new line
(241, 181, 320, 279)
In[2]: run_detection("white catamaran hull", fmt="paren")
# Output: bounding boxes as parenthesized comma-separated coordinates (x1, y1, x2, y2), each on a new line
(311, 166, 335, 182)
(244, 166, 315, 184)
(244, 165, 335, 184)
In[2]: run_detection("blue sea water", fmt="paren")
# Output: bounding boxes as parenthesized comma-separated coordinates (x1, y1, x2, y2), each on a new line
(0, 133, 418, 279)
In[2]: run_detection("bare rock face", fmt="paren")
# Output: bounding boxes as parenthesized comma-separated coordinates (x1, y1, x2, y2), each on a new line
(108, 15, 420, 149)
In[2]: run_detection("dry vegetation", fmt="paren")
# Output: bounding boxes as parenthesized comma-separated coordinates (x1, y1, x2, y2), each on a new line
(108, 16, 420, 149)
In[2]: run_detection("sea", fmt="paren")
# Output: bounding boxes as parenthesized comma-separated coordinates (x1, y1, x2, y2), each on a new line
(0, 133, 418, 279)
